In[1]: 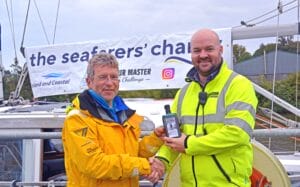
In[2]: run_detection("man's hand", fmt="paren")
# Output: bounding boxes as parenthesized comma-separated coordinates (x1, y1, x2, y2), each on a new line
(144, 157, 165, 183)
(154, 126, 166, 140)
(164, 134, 187, 153)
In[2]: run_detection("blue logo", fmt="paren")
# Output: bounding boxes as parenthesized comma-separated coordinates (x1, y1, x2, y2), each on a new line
(42, 72, 71, 79)
(164, 56, 192, 64)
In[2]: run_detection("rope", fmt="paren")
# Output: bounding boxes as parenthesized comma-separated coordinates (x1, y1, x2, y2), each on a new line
(294, 0, 300, 152)
(233, 0, 298, 28)
(33, 0, 50, 44)
(20, 0, 31, 57)
(4, 0, 18, 61)
(52, 0, 61, 44)
(246, 0, 296, 23)
(268, 0, 282, 149)
(252, 5, 299, 26)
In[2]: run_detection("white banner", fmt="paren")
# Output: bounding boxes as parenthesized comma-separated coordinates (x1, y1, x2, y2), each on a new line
(25, 28, 232, 98)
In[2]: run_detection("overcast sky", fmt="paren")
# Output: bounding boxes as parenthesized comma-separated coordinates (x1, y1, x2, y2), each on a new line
(0, 0, 298, 70)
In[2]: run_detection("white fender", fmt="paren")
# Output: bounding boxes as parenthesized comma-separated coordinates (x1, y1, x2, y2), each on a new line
(251, 139, 290, 187)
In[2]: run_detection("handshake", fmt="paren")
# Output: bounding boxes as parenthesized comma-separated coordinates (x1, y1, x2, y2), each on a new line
(143, 126, 187, 184)
(144, 157, 165, 184)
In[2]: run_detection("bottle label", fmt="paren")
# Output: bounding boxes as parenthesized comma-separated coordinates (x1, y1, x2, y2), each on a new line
(162, 114, 181, 138)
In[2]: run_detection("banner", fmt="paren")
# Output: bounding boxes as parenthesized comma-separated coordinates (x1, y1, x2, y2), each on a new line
(25, 28, 232, 97)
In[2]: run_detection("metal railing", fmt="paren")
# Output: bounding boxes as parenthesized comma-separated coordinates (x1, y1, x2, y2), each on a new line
(0, 180, 161, 187)
(1, 128, 300, 140)
(0, 180, 66, 187)
(0, 128, 299, 186)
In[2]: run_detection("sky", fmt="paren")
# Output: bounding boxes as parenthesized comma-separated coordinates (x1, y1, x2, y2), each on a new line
(0, 0, 298, 70)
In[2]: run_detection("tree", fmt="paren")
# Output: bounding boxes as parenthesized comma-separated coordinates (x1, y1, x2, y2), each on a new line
(19, 74, 33, 100)
(10, 58, 22, 75)
(256, 72, 299, 116)
(232, 44, 252, 64)
(3, 70, 18, 100)
(253, 43, 276, 57)
(278, 36, 294, 46)
(2, 60, 33, 101)
(253, 35, 300, 57)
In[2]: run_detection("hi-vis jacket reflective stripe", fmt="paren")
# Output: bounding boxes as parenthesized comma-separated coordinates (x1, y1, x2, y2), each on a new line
(157, 63, 258, 187)
(62, 91, 163, 187)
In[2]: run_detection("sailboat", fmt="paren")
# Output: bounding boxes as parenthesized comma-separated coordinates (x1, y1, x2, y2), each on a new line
(0, 1, 300, 187)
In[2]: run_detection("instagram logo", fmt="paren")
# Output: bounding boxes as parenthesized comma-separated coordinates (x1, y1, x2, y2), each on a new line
(162, 68, 175, 79)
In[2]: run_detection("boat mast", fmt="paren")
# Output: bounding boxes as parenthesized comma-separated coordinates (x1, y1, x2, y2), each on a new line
(0, 24, 4, 104)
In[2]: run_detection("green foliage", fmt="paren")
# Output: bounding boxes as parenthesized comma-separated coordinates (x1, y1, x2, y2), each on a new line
(19, 73, 33, 100)
(233, 44, 252, 64)
(10, 58, 22, 74)
(253, 36, 300, 57)
(256, 73, 299, 114)
(3, 71, 18, 100)
(2, 68, 33, 100)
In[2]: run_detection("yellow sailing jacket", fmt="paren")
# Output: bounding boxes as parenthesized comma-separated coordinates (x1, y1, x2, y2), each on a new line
(62, 91, 163, 187)
(157, 62, 258, 187)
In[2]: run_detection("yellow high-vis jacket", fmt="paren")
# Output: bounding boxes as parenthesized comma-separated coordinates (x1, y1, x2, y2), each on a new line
(157, 62, 258, 187)
(62, 91, 163, 187)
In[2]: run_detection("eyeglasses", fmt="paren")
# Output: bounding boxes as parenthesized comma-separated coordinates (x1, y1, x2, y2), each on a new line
(95, 75, 119, 82)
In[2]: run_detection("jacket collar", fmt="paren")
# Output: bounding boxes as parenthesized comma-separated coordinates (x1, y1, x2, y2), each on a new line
(76, 90, 135, 123)
(186, 60, 223, 86)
